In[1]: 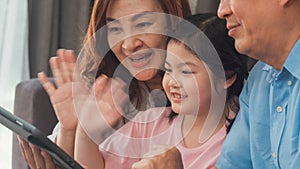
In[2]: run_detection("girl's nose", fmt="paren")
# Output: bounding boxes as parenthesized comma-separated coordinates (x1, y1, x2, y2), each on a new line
(168, 75, 181, 88)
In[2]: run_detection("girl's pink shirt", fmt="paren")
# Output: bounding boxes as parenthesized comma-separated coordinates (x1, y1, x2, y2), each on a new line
(99, 107, 226, 169)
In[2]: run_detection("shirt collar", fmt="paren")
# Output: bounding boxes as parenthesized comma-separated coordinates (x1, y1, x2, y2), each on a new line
(283, 38, 300, 80)
(262, 38, 300, 80)
(262, 64, 272, 72)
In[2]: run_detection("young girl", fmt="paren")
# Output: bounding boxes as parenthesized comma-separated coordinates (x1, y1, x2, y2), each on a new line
(76, 13, 248, 169)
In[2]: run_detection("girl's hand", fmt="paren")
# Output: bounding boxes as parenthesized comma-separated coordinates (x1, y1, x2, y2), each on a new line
(94, 75, 128, 128)
(76, 75, 128, 144)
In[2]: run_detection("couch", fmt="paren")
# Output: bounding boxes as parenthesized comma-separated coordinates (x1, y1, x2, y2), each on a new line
(12, 78, 58, 169)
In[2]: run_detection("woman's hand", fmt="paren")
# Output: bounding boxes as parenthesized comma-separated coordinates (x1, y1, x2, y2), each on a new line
(18, 136, 56, 169)
(38, 49, 77, 131)
(38, 49, 78, 156)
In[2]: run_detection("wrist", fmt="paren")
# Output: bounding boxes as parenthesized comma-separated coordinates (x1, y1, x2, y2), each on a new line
(56, 125, 76, 157)
(60, 125, 77, 136)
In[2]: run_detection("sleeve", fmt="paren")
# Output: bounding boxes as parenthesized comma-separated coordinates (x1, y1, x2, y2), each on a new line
(47, 122, 60, 141)
(216, 79, 253, 169)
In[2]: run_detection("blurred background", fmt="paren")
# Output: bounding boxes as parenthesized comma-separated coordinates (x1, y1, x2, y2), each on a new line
(0, 0, 219, 168)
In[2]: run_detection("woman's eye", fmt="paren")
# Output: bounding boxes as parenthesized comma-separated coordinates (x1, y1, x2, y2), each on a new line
(136, 22, 152, 29)
(108, 27, 122, 34)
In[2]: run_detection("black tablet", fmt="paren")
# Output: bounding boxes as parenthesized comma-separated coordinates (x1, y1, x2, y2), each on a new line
(0, 106, 84, 169)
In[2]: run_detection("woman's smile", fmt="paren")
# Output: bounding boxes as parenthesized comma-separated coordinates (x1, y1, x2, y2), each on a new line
(128, 51, 153, 68)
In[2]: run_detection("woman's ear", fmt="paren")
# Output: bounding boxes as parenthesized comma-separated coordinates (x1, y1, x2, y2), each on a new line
(224, 74, 237, 89)
(279, 0, 290, 6)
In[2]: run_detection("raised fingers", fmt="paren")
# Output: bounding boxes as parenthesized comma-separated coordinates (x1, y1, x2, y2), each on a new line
(57, 49, 76, 83)
(49, 57, 64, 87)
(38, 72, 56, 97)
(93, 75, 109, 99)
(111, 78, 128, 113)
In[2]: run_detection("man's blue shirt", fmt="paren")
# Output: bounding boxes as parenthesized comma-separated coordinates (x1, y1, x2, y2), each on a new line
(216, 38, 300, 169)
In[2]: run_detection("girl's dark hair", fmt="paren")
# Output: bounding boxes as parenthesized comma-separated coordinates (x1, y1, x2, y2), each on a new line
(167, 13, 248, 133)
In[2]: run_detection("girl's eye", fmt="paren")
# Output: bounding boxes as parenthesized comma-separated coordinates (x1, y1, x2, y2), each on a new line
(182, 70, 194, 74)
(136, 22, 152, 29)
(108, 27, 122, 34)
(164, 67, 172, 72)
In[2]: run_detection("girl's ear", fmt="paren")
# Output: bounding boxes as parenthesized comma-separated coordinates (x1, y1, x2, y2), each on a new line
(224, 74, 237, 89)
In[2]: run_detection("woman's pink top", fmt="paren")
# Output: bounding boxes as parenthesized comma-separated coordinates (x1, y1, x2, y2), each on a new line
(99, 107, 226, 169)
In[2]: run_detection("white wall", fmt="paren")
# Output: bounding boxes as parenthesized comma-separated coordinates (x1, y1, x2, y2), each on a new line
(0, 0, 29, 168)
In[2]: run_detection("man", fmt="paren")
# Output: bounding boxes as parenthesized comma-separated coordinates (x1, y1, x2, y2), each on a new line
(216, 0, 300, 168)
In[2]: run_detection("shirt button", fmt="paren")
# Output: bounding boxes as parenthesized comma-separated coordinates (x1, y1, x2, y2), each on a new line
(276, 106, 283, 113)
(288, 80, 292, 86)
(272, 152, 277, 159)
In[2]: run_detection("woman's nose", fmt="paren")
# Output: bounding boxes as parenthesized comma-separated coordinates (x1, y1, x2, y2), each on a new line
(217, 0, 232, 19)
(121, 36, 143, 55)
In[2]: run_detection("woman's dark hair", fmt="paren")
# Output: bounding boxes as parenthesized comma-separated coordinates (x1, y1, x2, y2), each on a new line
(167, 13, 248, 133)
(79, 0, 192, 112)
